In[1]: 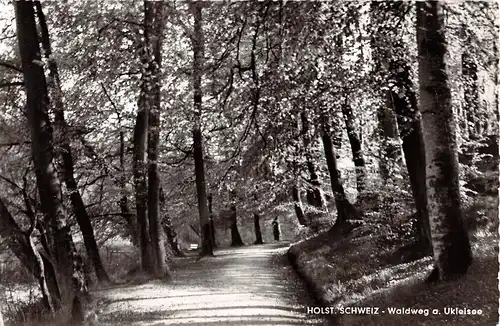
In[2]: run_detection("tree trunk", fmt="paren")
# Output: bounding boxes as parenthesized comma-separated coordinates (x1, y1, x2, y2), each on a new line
(0, 198, 60, 311)
(230, 205, 244, 247)
(159, 188, 184, 257)
(14, 0, 85, 317)
(253, 213, 263, 245)
(377, 102, 400, 181)
(321, 120, 358, 226)
(461, 26, 481, 136)
(417, 1, 472, 280)
(191, 2, 213, 256)
(300, 112, 324, 208)
(291, 186, 308, 226)
(371, 1, 432, 255)
(118, 114, 136, 244)
(341, 98, 366, 194)
(145, 1, 169, 279)
(34, 2, 110, 284)
(132, 1, 154, 274)
(207, 194, 216, 248)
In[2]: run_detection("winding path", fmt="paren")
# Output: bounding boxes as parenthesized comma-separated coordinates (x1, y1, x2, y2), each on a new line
(94, 243, 332, 325)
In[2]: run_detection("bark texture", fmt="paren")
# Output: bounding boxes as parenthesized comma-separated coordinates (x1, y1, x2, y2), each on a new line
(417, 1, 472, 280)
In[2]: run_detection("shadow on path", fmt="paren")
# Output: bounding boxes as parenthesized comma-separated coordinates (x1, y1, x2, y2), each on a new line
(94, 243, 333, 325)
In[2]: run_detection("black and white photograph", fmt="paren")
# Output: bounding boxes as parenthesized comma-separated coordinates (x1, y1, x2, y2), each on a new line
(0, 1, 498, 325)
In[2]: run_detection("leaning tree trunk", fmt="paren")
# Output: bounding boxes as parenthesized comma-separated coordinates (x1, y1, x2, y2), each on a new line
(159, 188, 184, 257)
(388, 62, 432, 255)
(341, 98, 366, 195)
(321, 118, 358, 227)
(417, 1, 472, 281)
(145, 0, 169, 279)
(191, 2, 213, 256)
(370, 1, 432, 255)
(14, 0, 85, 318)
(334, 35, 366, 195)
(35, 2, 110, 284)
(253, 213, 264, 245)
(230, 205, 244, 247)
(0, 198, 59, 311)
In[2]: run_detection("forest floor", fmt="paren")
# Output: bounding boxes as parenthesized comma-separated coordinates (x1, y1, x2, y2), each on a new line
(289, 218, 499, 326)
(91, 242, 335, 326)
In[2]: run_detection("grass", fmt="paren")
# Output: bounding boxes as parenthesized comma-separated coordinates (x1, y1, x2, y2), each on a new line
(289, 195, 499, 326)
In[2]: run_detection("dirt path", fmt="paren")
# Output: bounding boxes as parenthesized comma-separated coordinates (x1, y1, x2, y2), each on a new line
(93, 243, 332, 325)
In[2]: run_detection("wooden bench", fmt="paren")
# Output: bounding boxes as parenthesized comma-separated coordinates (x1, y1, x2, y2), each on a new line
(189, 244, 199, 250)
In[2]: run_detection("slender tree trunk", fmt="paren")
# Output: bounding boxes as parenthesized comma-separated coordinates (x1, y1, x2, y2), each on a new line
(191, 2, 213, 256)
(146, 1, 169, 279)
(321, 119, 358, 226)
(291, 186, 307, 226)
(159, 188, 184, 257)
(253, 213, 263, 245)
(300, 112, 324, 208)
(461, 27, 481, 137)
(417, 1, 472, 280)
(230, 205, 244, 247)
(334, 35, 366, 195)
(377, 102, 400, 181)
(133, 2, 154, 274)
(207, 194, 216, 248)
(14, 1, 85, 318)
(341, 99, 366, 195)
(34, 2, 110, 284)
(118, 126, 136, 245)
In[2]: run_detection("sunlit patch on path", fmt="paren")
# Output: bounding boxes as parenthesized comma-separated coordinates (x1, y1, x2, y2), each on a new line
(93, 243, 329, 325)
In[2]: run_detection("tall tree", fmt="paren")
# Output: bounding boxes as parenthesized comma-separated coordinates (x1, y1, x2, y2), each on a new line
(14, 0, 85, 319)
(146, 1, 169, 278)
(371, 1, 432, 254)
(417, 1, 472, 280)
(132, 0, 154, 274)
(34, 1, 110, 284)
(191, 2, 214, 256)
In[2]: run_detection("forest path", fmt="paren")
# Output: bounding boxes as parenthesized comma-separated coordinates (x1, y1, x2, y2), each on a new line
(93, 242, 332, 325)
